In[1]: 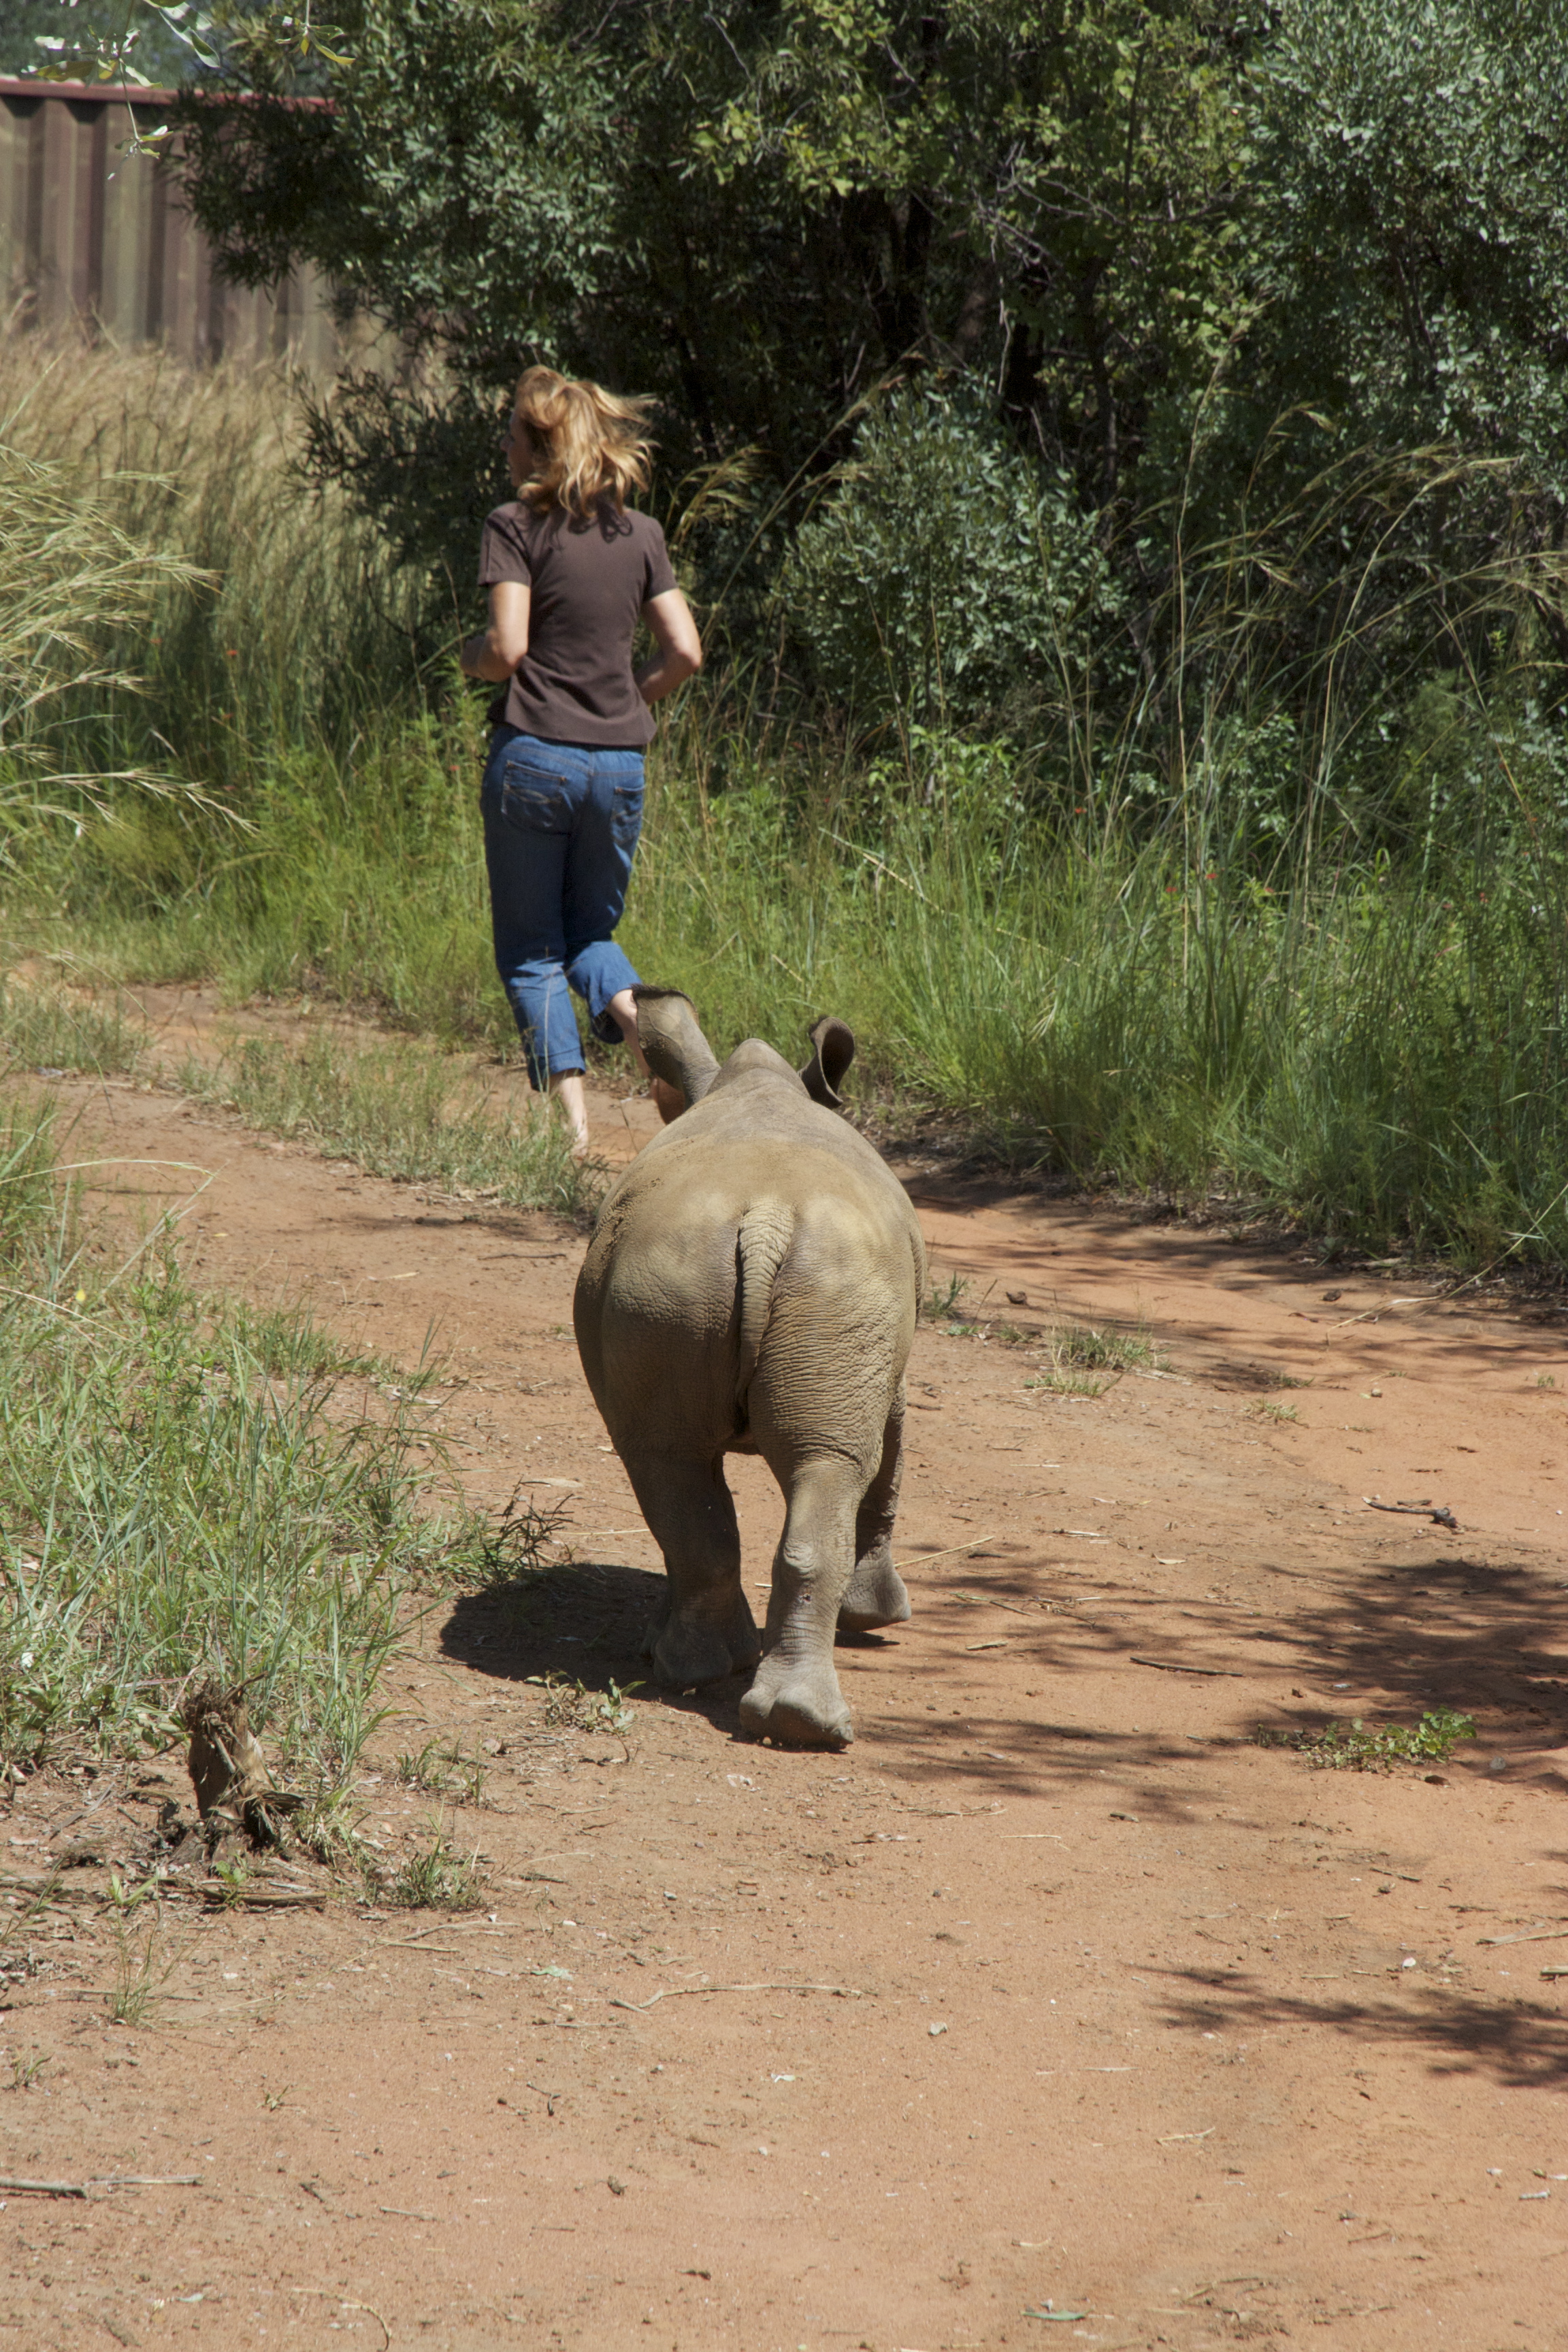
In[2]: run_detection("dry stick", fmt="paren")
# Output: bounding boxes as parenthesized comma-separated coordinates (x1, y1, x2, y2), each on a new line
(894, 1532, 1000, 1572)
(1364, 1497, 1459, 1529)
(1130, 1656, 1248, 1678)
(89, 2175, 202, 2189)
(609, 1981, 865, 2014)
(1477, 1926, 1568, 1948)
(0, 2177, 87, 2199)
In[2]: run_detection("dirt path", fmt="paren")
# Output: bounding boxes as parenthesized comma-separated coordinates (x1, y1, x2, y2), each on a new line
(3, 997, 1567, 2352)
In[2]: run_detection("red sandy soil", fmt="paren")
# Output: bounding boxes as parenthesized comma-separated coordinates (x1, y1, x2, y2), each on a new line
(2, 989, 1566, 2352)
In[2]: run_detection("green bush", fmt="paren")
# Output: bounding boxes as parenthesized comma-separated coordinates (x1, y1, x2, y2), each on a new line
(782, 391, 1120, 736)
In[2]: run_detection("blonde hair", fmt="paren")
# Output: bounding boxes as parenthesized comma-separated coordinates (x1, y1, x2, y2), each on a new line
(513, 365, 654, 517)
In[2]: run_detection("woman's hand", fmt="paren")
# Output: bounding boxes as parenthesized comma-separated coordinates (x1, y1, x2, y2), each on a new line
(636, 588, 703, 705)
(460, 581, 531, 682)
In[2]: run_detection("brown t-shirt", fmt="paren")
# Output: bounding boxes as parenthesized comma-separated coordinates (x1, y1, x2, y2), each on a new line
(477, 500, 676, 747)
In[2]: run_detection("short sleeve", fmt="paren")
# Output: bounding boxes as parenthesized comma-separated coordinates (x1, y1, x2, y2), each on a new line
(478, 504, 532, 589)
(642, 519, 677, 602)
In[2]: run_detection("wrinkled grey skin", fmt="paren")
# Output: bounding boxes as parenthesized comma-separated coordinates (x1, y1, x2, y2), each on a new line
(573, 990, 927, 1750)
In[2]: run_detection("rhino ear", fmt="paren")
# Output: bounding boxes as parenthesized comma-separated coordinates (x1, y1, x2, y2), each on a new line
(800, 1014, 855, 1109)
(632, 986, 720, 1107)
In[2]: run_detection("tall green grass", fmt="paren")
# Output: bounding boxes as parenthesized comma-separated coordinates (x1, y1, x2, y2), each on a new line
(621, 751, 1568, 1264)
(1, 340, 1565, 1271)
(0, 336, 430, 794)
(0, 1098, 480, 1780)
(182, 1022, 588, 1214)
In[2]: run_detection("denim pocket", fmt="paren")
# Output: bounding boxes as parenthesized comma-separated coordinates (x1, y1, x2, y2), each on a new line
(500, 757, 575, 836)
(610, 781, 645, 853)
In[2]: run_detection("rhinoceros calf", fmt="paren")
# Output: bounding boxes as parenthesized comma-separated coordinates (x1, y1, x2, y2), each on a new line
(573, 988, 927, 1749)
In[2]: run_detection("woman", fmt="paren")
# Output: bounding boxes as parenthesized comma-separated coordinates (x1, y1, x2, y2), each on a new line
(460, 366, 701, 1154)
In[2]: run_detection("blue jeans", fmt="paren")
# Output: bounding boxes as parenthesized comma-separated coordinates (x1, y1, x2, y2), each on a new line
(480, 728, 645, 1088)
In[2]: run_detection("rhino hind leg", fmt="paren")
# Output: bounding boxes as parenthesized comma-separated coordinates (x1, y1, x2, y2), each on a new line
(621, 1452, 761, 1686)
(837, 1393, 911, 1634)
(837, 1548, 911, 1634)
(740, 1454, 861, 1750)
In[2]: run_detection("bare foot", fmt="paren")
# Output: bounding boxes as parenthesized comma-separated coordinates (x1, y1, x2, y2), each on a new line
(548, 1071, 591, 1158)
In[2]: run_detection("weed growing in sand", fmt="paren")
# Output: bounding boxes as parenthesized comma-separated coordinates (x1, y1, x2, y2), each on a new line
(394, 1738, 488, 1806)
(210, 1855, 256, 1908)
(385, 1826, 485, 1911)
(1251, 1398, 1302, 1423)
(1256, 1708, 1477, 1771)
(427, 1487, 572, 1593)
(924, 1272, 968, 1321)
(0, 1107, 473, 1786)
(105, 1918, 183, 2027)
(6, 2048, 50, 2090)
(181, 1026, 589, 1218)
(103, 1875, 184, 2027)
(534, 1673, 636, 1735)
(1028, 1320, 1164, 1396)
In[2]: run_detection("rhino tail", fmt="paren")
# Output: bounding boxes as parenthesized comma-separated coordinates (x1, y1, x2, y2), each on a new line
(734, 1203, 794, 1406)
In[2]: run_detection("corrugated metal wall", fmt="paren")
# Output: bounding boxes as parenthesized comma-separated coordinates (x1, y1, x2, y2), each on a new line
(1, 77, 350, 371)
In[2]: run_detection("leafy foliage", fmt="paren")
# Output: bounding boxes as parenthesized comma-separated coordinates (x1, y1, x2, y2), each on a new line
(1250, 0, 1568, 492)
(1258, 1708, 1478, 1771)
(783, 389, 1120, 732)
(158, 1, 1256, 563)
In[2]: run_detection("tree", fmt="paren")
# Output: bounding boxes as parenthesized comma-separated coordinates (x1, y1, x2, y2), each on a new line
(167, 2, 1255, 568)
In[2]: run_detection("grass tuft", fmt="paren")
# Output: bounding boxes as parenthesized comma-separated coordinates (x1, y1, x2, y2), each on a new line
(394, 1738, 488, 1806)
(384, 1827, 486, 1912)
(1028, 1320, 1165, 1396)
(180, 1026, 590, 1218)
(1256, 1707, 1477, 1771)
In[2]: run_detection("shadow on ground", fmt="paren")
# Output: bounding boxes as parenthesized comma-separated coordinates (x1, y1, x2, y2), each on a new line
(436, 1531, 1567, 1780)
(1148, 1965, 1568, 2091)
(438, 1561, 760, 1740)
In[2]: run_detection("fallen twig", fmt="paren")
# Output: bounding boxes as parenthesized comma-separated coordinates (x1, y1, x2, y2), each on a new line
(89, 2174, 202, 2189)
(195, 1886, 327, 1910)
(1364, 1496, 1458, 1530)
(0, 2176, 87, 2198)
(1131, 1656, 1247, 1678)
(609, 1980, 866, 2014)
(1477, 1926, 1568, 1948)
(895, 1532, 1000, 1572)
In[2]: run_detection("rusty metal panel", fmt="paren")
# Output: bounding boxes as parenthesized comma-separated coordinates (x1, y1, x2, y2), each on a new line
(1, 77, 353, 372)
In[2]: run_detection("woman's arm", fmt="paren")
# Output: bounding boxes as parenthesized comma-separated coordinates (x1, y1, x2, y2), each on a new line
(460, 581, 531, 682)
(636, 587, 703, 705)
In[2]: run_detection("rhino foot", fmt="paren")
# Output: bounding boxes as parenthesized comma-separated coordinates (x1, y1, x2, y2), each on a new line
(649, 1584, 762, 1688)
(738, 1655, 854, 1750)
(836, 1550, 911, 1634)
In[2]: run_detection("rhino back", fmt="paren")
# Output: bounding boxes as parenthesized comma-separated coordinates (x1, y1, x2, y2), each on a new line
(575, 1114, 923, 1450)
